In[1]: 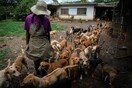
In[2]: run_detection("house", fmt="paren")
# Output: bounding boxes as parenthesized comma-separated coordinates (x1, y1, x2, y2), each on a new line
(48, 3, 114, 21)
(48, 3, 113, 20)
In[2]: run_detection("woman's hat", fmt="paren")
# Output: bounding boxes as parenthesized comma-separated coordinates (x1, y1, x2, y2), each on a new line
(30, 1, 51, 15)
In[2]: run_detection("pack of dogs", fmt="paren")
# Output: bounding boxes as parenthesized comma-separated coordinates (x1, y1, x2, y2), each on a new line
(0, 22, 118, 88)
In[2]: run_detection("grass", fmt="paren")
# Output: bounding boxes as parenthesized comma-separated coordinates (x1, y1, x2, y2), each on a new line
(0, 48, 9, 60)
(0, 20, 25, 37)
(0, 38, 4, 42)
(51, 22, 68, 31)
(0, 19, 68, 37)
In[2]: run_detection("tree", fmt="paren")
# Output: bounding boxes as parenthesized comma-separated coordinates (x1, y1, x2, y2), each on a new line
(80, 0, 88, 3)
(94, 0, 104, 3)
(13, 0, 36, 21)
(52, 0, 59, 3)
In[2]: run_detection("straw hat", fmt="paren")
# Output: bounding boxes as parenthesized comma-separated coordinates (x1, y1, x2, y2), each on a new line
(30, 1, 51, 15)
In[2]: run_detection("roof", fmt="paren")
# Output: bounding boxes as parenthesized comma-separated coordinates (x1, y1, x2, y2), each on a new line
(48, 3, 96, 6)
(96, 3, 115, 8)
(48, 3, 115, 8)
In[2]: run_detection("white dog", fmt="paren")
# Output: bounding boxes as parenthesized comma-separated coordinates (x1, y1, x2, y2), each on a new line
(0, 59, 11, 87)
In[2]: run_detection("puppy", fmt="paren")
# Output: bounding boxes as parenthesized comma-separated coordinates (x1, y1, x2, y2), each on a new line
(0, 59, 11, 87)
(22, 65, 77, 88)
(101, 62, 118, 87)
(39, 59, 69, 74)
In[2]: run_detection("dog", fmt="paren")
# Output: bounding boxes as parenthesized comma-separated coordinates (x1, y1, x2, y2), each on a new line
(0, 59, 11, 87)
(21, 65, 77, 88)
(59, 38, 67, 51)
(73, 34, 81, 48)
(101, 62, 118, 87)
(6, 55, 26, 77)
(81, 39, 92, 48)
(59, 50, 70, 60)
(89, 51, 102, 78)
(69, 48, 82, 65)
(79, 50, 90, 80)
(6, 47, 36, 77)
(59, 44, 73, 60)
(50, 30, 57, 38)
(38, 59, 69, 74)
(71, 26, 83, 34)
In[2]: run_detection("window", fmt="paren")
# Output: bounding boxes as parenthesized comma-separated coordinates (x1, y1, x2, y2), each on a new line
(77, 8, 87, 15)
(61, 8, 68, 15)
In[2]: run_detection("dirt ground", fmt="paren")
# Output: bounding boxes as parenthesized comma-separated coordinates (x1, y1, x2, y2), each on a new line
(0, 21, 132, 88)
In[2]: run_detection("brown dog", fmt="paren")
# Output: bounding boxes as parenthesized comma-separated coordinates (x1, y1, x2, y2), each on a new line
(22, 65, 77, 88)
(81, 39, 92, 48)
(59, 44, 73, 60)
(101, 62, 118, 87)
(59, 38, 67, 51)
(39, 59, 68, 74)
(6, 47, 36, 77)
(6, 54, 25, 76)
(69, 48, 82, 65)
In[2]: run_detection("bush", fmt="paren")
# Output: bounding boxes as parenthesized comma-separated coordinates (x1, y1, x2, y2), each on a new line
(0, 6, 6, 20)
(13, 0, 36, 21)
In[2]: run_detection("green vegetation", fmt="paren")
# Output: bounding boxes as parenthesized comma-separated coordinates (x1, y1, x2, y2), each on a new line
(0, 38, 4, 42)
(0, 20, 67, 36)
(0, 48, 9, 60)
(13, 0, 36, 21)
(51, 22, 68, 31)
(0, 20, 25, 36)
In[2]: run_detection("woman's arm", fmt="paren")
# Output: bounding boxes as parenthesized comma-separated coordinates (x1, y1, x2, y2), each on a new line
(26, 30, 30, 45)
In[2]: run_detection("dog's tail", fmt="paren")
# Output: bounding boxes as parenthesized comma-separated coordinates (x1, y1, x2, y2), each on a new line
(4, 59, 11, 70)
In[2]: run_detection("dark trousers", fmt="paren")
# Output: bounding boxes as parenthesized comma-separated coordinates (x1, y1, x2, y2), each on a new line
(34, 58, 48, 77)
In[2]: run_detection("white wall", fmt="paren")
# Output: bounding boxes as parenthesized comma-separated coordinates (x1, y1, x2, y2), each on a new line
(58, 5, 95, 20)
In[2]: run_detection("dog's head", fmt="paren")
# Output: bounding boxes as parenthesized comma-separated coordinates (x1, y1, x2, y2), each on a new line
(21, 73, 36, 86)
(60, 51, 69, 59)
(81, 57, 90, 67)
(39, 61, 50, 71)
(5, 63, 22, 77)
(73, 57, 82, 65)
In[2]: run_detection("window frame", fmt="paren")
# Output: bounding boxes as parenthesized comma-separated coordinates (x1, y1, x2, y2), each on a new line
(61, 8, 69, 15)
(77, 8, 87, 15)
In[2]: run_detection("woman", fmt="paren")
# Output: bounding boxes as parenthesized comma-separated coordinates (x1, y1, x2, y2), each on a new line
(24, 1, 53, 76)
